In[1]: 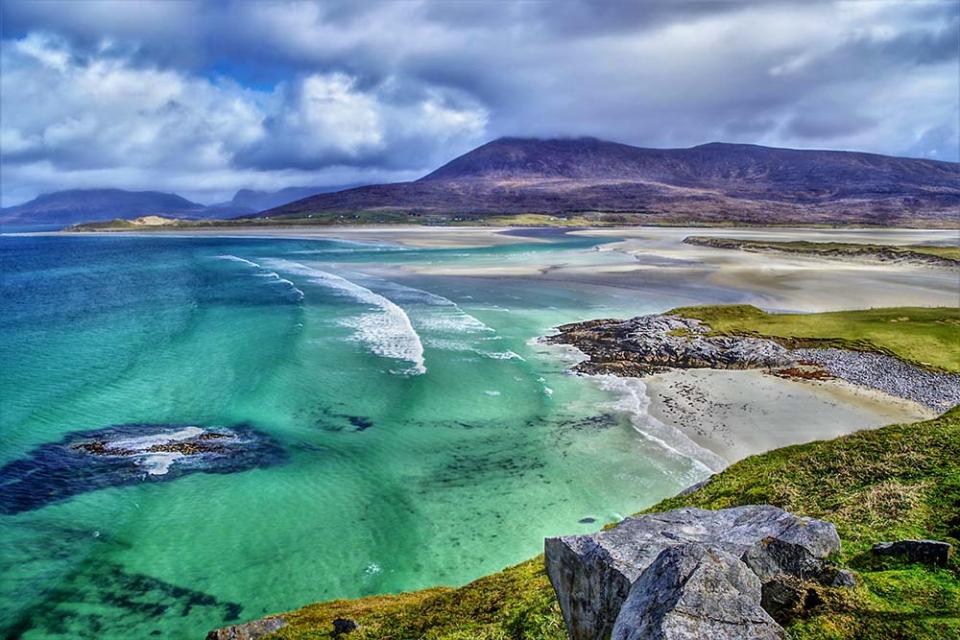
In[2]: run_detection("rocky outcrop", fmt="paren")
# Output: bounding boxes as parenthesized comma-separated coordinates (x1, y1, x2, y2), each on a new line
(544, 315, 792, 376)
(872, 539, 954, 567)
(206, 616, 286, 640)
(545, 313, 960, 412)
(544, 505, 842, 640)
(0, 424, 287, 515)
(612, 544, 784, 640)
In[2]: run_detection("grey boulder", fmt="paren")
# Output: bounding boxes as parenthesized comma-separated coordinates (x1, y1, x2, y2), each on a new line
(545, 505, 840, 640)
(612, 544, 785, 640)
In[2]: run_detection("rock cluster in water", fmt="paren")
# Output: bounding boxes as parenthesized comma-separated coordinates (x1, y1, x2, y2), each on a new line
(0, 423, 286, 515)
(546, 313, 960, 411)
(545, 505, 844, 640)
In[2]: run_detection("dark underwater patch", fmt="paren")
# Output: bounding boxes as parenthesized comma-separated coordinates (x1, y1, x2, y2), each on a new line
(0, 423, 286, 515)
(2, 558, 242, 639)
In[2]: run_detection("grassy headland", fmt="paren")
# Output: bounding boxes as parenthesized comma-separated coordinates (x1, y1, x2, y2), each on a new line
(669, 305, 960, 373)
(684, 236, 960, 267)
(233, 305, 960, 640)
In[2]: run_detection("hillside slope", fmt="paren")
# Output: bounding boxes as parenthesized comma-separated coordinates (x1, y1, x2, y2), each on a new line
(262, 138, 960, 226)
(0, 189, 211, 226)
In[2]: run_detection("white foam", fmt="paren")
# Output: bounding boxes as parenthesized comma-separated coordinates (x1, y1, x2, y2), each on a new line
(111, 426, 205, 451)
(216, 254, 261, 268)
(592, 375, 727, 475)
(265, 259, 426, 375)
(217, 255, 305, 301)
(482, 350, 525, 361)
(140, 452, 185, 475)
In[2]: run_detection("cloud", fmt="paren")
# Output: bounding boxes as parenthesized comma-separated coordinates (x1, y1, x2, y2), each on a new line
(1, 0, 957, 205)
(0, 31, 487, 204)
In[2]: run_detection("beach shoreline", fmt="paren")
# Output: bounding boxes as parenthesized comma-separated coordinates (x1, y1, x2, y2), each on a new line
(641, 368, 931, 466)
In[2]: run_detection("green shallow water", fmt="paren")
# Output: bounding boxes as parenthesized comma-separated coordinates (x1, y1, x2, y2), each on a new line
(1, 231, 745, 639)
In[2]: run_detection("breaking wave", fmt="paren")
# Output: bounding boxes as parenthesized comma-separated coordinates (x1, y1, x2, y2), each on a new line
(264, 259, 426, 375)
(216, 255, 305, 301)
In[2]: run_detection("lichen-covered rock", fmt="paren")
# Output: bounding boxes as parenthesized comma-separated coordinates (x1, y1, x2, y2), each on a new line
(872, 539, 954, 567)
(612, 544, 784, 640)
(544, 505, 839, 640)
(206, 616, 286, 640)
(545, 314, 793, 375)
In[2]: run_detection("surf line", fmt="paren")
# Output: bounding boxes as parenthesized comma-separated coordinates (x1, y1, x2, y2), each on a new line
(264, 259, 426, 376)
(215, 255, 305, 301)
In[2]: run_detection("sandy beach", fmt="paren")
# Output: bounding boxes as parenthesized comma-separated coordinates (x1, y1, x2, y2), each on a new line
(641, 369, 932, 467)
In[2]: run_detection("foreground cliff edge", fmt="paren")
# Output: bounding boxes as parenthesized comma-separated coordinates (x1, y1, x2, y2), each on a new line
(208, 305, 960, 640)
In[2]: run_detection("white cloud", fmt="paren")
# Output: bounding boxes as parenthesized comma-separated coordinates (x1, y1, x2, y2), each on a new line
(0, 32, 489, 204)
(0, 0, 956, 205)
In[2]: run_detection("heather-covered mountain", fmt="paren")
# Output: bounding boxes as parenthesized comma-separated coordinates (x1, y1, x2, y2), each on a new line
(262, 138, 960, 226)
(0, 189, 212, 227)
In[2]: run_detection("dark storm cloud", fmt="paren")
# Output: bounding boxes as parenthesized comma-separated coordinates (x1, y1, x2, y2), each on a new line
(1, 0, 957, 205)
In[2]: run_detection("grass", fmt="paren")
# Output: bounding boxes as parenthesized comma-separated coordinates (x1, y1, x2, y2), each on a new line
(258, 408, 960, 640)
(684, 236, 960, 264)
(669, 305, 960, 373)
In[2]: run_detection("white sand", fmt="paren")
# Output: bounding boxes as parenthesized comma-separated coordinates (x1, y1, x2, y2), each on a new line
(44, 225, 535, 248)
(642, 369, 933, 466)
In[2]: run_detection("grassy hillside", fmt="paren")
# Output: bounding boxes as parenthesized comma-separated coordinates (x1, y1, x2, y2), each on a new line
(257, 408, 960, 640)
(670, 305, 960, 373)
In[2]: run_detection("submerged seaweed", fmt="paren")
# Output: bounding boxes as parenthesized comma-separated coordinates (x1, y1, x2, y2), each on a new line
(0, 423, 286, 515)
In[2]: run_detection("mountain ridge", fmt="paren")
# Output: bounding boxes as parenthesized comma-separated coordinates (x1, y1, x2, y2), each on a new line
(263, 137, 960, 226)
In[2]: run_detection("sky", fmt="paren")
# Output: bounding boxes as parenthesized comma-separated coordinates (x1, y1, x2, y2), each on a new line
(1, 0, 958, 206)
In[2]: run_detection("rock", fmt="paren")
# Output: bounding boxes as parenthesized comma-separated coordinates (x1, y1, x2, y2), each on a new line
(821, 567, 857, 588)
(545, 314, 794, 376)
(0, 423, 287, 515)
(872, 539, 954, 567)
(612, 544, 785, 640)
(545, 313, 960, 412)
(206, 617, 286, 640)
(544, 505, 839, 640)
(332, 617, 359, 635)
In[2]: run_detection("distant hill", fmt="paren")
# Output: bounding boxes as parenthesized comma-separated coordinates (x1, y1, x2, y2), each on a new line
(262, 138, 960, 226)
(215, 184, 367, 214)
(1, 185, 367, 229)
(0, 189, 213, 227)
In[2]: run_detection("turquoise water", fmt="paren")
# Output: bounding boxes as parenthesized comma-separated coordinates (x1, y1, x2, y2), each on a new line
(1, 232, 739, 638)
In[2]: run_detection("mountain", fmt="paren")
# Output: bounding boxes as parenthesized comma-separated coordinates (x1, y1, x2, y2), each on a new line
(0, 189, 213, 227)
(223, 185, 365, 213)
(0, 184, 367, 228)
(262, 138, 960, 226)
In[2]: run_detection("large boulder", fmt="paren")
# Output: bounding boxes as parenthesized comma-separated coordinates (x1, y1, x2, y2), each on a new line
(612, 544, 785, 640)
(872, 539, 954, 567)
(544, 505, 840, 640)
